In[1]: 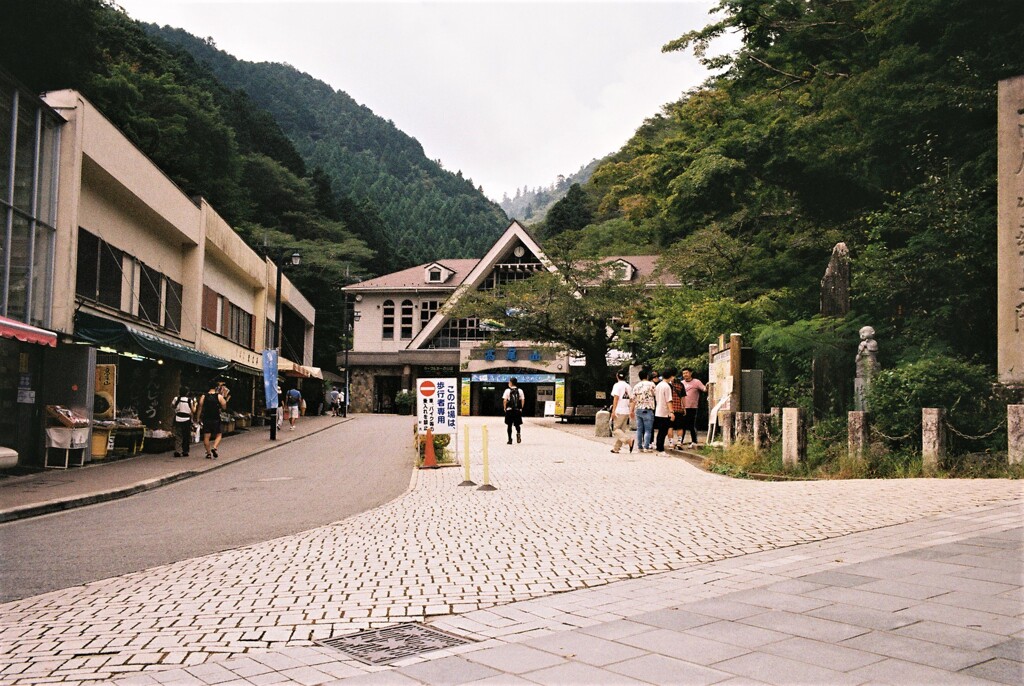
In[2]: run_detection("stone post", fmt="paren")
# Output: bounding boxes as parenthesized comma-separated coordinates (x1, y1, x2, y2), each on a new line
(720, 410, 735, 448)
(770, 407, 782, 433)
(595, 409, 611, 438)
(782, 408, 806, 467)
(753, 413, 772, 453)
(921, 408, 945, 476)
(729, 333, 743, 412)
(848, 411, 868, 463)
(1008, 405, 1024, 465)
(735, 412, 753, 443)
(997, 77, 1024, 385)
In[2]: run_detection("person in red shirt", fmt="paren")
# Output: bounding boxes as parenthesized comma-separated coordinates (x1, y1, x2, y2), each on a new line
(679, 368, 706, 447)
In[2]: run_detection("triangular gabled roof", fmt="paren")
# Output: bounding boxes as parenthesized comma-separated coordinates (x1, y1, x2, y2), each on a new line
(345, 259, 478, 291)
(409, 220, 556, 349)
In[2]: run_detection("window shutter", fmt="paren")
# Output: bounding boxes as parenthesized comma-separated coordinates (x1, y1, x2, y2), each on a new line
(202, 286, 218, 331)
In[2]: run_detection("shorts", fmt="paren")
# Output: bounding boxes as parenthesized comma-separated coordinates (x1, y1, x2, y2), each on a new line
(288, 405, 299, 419)
(671, 412, 687, 430)
(201, 420, 221, 436)
(504, 410, 523, 427)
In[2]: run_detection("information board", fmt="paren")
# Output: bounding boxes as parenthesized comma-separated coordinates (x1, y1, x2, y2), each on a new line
(417, 377, 458, 434)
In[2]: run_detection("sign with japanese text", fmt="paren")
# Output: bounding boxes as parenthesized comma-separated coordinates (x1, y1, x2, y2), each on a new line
(417, 377, 458, 434)
(460, 377, 471, 416)
(94, 364, 116, 419)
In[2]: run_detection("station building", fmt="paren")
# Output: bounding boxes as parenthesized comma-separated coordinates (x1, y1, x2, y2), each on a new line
(340, 221, 674, 416)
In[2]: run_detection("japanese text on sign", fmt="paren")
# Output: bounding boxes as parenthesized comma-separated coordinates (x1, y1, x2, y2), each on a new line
(417, 378, 458, 435)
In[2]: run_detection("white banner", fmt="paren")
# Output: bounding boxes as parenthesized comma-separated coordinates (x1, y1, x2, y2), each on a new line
(417, 377, 458, 435)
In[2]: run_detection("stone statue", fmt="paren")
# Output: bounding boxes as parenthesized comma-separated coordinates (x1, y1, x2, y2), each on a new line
(854, 326, 880, 411)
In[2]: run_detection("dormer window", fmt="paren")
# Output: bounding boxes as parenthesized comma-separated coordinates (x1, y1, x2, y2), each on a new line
(428, 268, 442, 283)
(423, 262, 451, 284)
(608, 259, 635, 282)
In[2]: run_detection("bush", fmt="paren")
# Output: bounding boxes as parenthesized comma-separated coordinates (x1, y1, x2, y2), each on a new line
(867, 355, 1003, 456)
(394, 390, 414, 415)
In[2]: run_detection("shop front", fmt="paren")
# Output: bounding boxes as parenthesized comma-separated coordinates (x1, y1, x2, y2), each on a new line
(0, 315, 58, 467)
(458, 342, 568, 417)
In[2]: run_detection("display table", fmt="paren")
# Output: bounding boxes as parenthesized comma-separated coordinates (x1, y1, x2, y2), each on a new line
(45, 427, 89, 469)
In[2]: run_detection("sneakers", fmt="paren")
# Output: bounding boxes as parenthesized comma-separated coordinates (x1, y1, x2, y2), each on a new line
(212, 449, 218, 459)
(173, 452, 181, 457)
(657, 451, 669, 457)
(290, 425, 295, 431)
(205, 452, 212, 459)
(507, 438, 513, 444)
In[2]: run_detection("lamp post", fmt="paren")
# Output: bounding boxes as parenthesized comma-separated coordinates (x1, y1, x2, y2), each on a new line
(270, 248, 301, 441)
(340, 292, 361, 418)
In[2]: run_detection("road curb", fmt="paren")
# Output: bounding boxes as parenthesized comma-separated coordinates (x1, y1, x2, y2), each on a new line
(0, 418, 352, 524)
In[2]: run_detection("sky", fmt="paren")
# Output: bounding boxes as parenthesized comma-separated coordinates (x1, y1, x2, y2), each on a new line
(115, 0, 733, 202)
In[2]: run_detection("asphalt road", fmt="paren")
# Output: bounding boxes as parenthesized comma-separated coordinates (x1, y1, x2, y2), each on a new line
(0, 415, 413, 603)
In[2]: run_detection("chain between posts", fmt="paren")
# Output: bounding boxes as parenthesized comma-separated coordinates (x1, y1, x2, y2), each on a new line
(870, 425, 917, 442)
(944, 419, 1006, 441)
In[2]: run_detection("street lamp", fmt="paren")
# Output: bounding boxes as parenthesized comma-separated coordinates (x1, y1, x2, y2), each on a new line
(341, 292, 361, 418)
(270, 248, 301, 441)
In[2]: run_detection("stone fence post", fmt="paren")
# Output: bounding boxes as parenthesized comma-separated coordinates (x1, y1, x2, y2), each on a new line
(921, 408, 945, 476)
(1009, 405, 1023, 466)
(770, 407, 782, 434)
(848, 411, 868, 463)
(735, 412, 753, 443)
(720, 410, 735, 448)
(753, 413, 772, 452)
(782, 407, 806, 467)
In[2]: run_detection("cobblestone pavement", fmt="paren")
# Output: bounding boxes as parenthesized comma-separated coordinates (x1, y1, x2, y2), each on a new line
(0, 416, 1021, 685)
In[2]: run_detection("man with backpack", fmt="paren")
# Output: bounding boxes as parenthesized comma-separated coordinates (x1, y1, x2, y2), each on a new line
(171, 386, 194, 457)
(285, 385, 302, 431)
(502, 377, 526, 444)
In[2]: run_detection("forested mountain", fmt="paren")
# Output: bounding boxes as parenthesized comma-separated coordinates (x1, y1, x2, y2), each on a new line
(147, 25, 509, 268)
(544, 0, 1024, 406)
(499, 159, 601, 224)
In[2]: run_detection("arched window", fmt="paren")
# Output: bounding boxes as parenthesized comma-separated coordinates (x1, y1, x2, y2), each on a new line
(401, 299, 414, 339)
(382, 300, 394, 339)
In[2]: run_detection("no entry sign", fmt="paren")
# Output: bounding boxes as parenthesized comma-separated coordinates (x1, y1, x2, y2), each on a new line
(417, 377, 457, 434)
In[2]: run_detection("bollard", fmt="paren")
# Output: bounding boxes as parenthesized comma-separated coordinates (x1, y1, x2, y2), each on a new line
(782, 407, 806, 468)
(459, 423, 475, 486)
(478, 424, 497, 491)
(1010, 405, 1024, 466)
(720, 410, 736, 447)
(921, 408, 945, 476)
(848, 411, 868, 463)
(753, 413, 772, 453)
(421, 428, 439, 469)
(735, 412, 753, 443)
(595, 410, 611, 438)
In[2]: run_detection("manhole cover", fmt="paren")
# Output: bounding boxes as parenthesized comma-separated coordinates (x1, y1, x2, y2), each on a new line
(317, 623, 475, 665)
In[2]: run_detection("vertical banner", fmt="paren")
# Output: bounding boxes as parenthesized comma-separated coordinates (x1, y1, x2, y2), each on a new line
(94, 364, 116, 419)
(262, 349, 279, 409)
(554, 377, 566, 415)
(417, 377, 458, 434)
(460, 376, 471, 416)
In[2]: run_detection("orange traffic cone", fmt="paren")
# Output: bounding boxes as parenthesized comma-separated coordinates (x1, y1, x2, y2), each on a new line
(421, 428, 439, 469)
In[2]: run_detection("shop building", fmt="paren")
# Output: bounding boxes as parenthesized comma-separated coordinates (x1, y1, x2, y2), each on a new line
(0, 73, 316, 468)
(340, 221, 671, 416)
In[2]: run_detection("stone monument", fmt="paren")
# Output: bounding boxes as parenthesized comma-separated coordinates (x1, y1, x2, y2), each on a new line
(854, 326, 879, 412)
(998, 75, 1024, 385)
(812, 242, 851, 418)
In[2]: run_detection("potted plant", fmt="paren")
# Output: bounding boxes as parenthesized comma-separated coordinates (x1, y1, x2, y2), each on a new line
(394, 390, 414, 415)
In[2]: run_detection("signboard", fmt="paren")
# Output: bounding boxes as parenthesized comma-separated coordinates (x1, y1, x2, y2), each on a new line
(469, 373, 556, 383)
(555, 378, 566, 415)
(262, 350, 279, 409)
(417, 377, 458, 435)
(94, 364, 116, 419)
(460, 377, 471, 416)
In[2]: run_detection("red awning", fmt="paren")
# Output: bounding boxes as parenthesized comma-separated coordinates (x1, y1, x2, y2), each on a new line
(0, 315, 57, 347)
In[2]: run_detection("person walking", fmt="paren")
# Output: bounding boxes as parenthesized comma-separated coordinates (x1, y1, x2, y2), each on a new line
(197, 379, 227, 459)
(680, 368, 707, 447)
(329, 386, 341, 416)
(285, 385, 302, 430)
(171, 386, 194, 457)
(609, 371, 634, 453)
(631, 370, 656, 452)
(654, 368, 676, 456)
(669, 373, 686, 449)
(502, 377, 525, 444)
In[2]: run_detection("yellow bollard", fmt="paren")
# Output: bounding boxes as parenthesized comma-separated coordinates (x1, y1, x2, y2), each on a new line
(478, 424, 496, 491)
(459, 423, 475, 486)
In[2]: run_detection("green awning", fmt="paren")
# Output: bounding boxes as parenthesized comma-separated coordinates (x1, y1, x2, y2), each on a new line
(75, 312, 229, 370)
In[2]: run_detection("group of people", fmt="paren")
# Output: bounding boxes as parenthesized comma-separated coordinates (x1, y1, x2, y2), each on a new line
(609, 367, 706, 455)
(171, 378, 231, 460)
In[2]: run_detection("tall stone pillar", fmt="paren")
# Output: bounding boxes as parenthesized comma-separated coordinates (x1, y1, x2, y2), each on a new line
(735, 412, 753, 443)
(753, 413, 772, 452)
(782, 408, 806, 468)
(720, 410, 735, 448)
(997, 76, 1024, 385)
(813, 243, 851, 418)
(729, 333, 742, 412)
(848, 411, 868, 463)
(922, 408, 946, 476)
(1008, 405, 1024, 465)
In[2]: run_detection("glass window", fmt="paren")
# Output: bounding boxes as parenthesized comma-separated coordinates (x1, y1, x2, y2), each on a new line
(36, 118, 59, 225)
(137, 262, 162, 326)
(75, 228, 99, 299)
(12, 104, 35, 213)
(0, 86, 12, 202)
(227, 303, 253, 348)
(382, 299, 394, 339)
(400, 299, 413, 339)
(421, 300, 439, 327)
(5, 214, 31, 321)
(31, 224, 53, 327)
(97, 241, 122, 308)
(164, 278, 182, 334)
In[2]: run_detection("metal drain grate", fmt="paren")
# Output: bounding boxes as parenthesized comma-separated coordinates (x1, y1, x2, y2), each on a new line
(316, 623, 475, 665)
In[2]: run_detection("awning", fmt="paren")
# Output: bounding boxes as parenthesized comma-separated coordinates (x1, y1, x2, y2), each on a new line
(0, 315, 57, 347)
(75, 312, 229, 370)
(228, 361, 263, 377)
(280, 358, 319, 378)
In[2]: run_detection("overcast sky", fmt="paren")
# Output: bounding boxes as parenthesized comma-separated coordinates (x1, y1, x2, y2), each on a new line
(115, 0, 732, 202)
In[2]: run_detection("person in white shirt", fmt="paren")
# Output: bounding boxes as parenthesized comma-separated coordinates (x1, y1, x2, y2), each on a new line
(502, 377, 526, 444)
(609, 371, 634, 453)
(654, 368, 676, 455)
(631, 370, 657, 452)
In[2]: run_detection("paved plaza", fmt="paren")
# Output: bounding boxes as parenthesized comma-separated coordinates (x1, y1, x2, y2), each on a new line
(0, 416, 1021, 685)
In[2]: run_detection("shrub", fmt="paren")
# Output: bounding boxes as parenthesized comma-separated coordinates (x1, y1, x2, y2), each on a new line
(394, 390, 414, 415)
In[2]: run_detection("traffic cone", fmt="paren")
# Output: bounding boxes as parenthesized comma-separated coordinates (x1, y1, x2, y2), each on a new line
(421, 428, 439, 469)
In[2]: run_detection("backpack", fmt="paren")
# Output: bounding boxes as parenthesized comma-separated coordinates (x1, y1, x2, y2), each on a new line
(286, 389, 301, 406)
(173, 397, 192, 423)
(507, 388, 522, 412)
